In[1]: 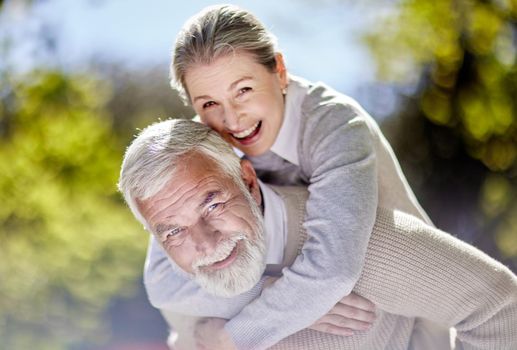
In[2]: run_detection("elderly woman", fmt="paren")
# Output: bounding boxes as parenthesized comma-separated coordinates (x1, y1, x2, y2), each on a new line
(144, 4, 439, 350)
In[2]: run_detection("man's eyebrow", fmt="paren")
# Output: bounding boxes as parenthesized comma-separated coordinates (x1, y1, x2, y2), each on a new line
(199, 191, 220, 208)
(154, 223, 176, 236)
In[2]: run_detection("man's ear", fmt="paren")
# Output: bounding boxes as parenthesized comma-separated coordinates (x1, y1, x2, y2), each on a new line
(275, 52, 288, 90)
(240, 159, 261, 207)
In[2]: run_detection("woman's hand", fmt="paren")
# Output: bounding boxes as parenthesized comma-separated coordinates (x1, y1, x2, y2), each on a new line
(264, 277, 376, 337)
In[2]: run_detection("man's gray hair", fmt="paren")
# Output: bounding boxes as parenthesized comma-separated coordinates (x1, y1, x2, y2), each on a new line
(118, 119, 242, 228)
(171, 4, 279, 103)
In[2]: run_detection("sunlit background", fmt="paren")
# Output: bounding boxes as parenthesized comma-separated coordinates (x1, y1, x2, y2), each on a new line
(1, 0, 516, 349)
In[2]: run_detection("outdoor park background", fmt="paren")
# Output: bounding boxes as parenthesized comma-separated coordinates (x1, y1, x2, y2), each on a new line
(1, 0, 516, 349)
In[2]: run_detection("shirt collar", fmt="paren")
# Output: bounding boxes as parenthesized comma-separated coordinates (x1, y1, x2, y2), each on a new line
(270, 75, 310, 166)
(259, 180, 287, 265)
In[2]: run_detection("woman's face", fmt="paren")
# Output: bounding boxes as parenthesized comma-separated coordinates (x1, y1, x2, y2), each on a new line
(184, 52, 287, 157)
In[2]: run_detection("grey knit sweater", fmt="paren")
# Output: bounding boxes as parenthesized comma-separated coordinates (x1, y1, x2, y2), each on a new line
(268, 186, 517, 350)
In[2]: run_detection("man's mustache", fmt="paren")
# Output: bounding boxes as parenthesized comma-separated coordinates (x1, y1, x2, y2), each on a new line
(192, 234, 246, 270)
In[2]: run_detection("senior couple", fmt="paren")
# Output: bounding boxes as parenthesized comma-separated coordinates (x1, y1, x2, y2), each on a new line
(119, 119, 517, 350)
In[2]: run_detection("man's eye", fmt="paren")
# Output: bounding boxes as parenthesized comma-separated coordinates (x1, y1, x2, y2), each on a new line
(166, 227, 184, 238)
(207, 202, 223, 213)
(202, 101, 216, 109)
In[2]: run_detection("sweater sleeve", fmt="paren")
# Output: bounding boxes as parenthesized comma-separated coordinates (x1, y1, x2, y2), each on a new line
(356, 208, 517, 350)
(225, 103, 378, 349)
(144, 235, 265, 318)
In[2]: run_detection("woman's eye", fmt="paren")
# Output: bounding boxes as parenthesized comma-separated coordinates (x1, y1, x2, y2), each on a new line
(202, 101, 217, 109)
(238, 87, 252, 95)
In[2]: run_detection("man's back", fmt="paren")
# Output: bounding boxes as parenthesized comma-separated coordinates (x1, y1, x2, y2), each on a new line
(271, 186, 517, 349)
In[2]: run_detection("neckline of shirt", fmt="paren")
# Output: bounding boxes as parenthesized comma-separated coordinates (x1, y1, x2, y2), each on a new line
(269, 75, 311, 166)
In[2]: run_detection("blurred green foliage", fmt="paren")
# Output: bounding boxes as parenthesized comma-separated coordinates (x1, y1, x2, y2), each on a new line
(366, 0, 517, 171)
(365, 0, 517, 263)
(0, 70, 146, 349)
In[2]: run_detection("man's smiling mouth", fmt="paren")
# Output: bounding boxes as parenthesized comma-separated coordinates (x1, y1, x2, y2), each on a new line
(195, 238, 242, 271)
(209, 243, 239, 269)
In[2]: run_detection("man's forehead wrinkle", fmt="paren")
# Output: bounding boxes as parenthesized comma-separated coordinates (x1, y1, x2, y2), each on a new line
(193, 174, 225, 191)
(158, 174, 222, 214)
(143, 179, 192, 228)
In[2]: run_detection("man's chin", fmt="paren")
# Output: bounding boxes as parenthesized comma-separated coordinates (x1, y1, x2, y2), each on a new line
(200, 276, 262, 298)
(195, 263, 266, 297)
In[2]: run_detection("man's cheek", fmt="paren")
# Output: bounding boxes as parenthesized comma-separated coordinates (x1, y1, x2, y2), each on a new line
(170, 250, 194, 273)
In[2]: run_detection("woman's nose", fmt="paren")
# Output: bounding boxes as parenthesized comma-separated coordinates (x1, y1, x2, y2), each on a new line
(223, 105, 241, 130)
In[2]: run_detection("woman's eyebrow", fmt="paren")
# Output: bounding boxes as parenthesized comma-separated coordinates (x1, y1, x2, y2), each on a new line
(192, 77, 253, 103)
(192, 94, 211, 103)
(229, 76, 252, 91)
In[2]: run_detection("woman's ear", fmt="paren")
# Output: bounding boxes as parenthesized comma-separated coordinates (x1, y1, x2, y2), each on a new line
(275, 52, 288, 90)
(240, 159, 261, 207)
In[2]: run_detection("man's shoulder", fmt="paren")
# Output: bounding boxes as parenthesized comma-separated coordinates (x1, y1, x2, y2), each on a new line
(266, 184, 309, 268)
(267, 185, 309, 221)
(366, 208, 516, 286)
(267, 184, 309, 201)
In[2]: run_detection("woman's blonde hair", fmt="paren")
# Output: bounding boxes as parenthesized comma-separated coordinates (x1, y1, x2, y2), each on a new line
(171, 4, 279, 103)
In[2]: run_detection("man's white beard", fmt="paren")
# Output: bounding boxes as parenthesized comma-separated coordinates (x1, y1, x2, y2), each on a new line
(191, 190, 266, 297)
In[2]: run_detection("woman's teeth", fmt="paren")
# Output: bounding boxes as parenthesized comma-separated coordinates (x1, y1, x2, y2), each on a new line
(232, 122, 260, 139)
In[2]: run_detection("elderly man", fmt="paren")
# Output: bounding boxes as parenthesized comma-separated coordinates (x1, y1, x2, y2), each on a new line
(119, 119, 517, 350)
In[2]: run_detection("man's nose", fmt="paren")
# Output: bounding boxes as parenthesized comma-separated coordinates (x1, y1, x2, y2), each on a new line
(190, 220, 221, 254)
